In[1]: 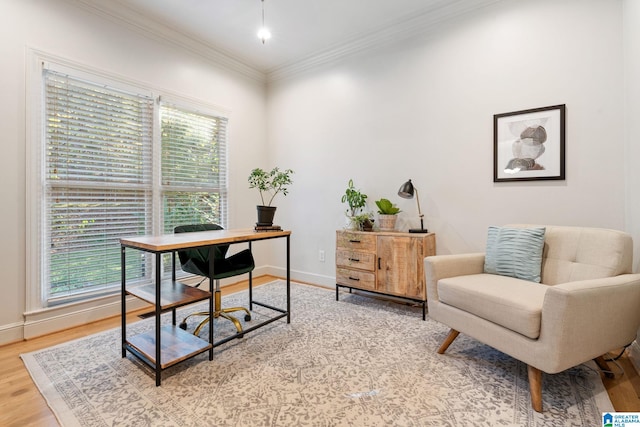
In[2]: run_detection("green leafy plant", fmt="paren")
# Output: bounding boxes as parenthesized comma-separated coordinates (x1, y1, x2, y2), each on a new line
(341, 179, 367, 217)
(375, 198, 401, 215)
(248, 167, 294, 206)
(352, 212, 374, 230)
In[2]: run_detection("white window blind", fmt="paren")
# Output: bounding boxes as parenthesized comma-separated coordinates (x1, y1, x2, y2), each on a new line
(37, 63, 230, 307)
(160, 104, 228, 232)
(44, 69, 154, 303)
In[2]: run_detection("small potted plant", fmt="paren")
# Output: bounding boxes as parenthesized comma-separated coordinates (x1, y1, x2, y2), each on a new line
(375, 198, 401, 231)
(354, 212, 375, 231)
(341, 179, 373, 231)
(248, 167, 294, 226)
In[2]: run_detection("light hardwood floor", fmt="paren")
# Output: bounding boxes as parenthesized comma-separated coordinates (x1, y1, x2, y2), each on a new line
(1, 275, 639, 426)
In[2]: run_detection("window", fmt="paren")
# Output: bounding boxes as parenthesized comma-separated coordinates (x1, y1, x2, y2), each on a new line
(37, 64, 228, 307)
(159, 103, 229, 274)
(160, 104, 228, 232)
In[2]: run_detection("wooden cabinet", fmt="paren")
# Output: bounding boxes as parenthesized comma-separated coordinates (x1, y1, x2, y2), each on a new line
(335, 230, 436, 319)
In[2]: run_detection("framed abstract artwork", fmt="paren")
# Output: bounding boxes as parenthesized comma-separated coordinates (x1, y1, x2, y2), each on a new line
(493, 104, 566, 182)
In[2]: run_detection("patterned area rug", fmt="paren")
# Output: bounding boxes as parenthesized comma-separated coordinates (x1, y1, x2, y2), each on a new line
(22, 281, 612, 426)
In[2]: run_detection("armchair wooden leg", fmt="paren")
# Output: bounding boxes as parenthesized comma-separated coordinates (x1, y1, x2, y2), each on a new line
(437, 329, 460, 354)
(594, 355, 615, 378)
(527, 365, 543, 412)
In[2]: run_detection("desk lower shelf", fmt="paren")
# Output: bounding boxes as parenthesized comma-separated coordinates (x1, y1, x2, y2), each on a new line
(126, 325, 212, 370)
(126, 280, 211, 310)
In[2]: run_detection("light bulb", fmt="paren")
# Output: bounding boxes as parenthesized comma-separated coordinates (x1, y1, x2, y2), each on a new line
(257, 27, 271, 43)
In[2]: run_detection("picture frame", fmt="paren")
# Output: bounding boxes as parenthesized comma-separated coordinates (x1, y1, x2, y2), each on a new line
(493, 104, 565, 182)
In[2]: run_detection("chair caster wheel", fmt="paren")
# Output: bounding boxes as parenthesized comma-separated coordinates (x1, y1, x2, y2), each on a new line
(236, 334, 244, 339)
(179, 322, 187, 330)
(244, 314, 251, 321)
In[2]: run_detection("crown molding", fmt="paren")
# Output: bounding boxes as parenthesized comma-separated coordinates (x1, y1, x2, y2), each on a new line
(267, 0, 503, 83)
(65, 0, 267, 83)
(62, 0, 502, 85)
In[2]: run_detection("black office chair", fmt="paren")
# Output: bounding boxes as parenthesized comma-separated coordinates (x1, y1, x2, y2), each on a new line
(174, 224, 254, 337)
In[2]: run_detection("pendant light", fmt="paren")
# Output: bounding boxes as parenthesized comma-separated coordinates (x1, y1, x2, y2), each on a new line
(257, 0, 271, 44)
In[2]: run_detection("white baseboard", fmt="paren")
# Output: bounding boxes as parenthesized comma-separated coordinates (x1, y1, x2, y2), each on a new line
(0, 296, 151, 346)
(23, 296, 151, 340)
(0, 322, 25, 345)
(262, 265, 335, 290)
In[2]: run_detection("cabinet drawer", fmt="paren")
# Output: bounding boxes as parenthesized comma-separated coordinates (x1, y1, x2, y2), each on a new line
(336, 249, 375, 271)
(336, 268, 376, 291)
(336, 231, 376, 252)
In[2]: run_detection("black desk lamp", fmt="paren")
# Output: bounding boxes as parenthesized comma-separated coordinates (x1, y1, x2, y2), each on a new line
(398, 179, 428, 233)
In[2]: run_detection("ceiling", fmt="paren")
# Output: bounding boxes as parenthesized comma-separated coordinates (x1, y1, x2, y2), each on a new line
(78, 0, 501, 79)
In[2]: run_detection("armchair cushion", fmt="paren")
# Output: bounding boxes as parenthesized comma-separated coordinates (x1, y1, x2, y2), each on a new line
(439, 273, 548, 339)
(484, 226, 546, 282)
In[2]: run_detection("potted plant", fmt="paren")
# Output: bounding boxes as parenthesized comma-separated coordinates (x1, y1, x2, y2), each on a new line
(375, 198, 401, 231)
(341, 179, 373, 231)
(354, 212, 375, 231)
(248, 167, 294, 226)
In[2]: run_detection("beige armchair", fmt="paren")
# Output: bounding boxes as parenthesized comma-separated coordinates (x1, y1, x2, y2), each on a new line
(425, 225, 640, 412)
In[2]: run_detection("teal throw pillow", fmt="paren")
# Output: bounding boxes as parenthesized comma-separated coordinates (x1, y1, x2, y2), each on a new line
(484, 226, 546, 283)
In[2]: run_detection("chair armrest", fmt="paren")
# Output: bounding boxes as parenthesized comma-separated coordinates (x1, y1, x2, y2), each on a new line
(424, 253, 485, 301)
(539, 273, 640, 372)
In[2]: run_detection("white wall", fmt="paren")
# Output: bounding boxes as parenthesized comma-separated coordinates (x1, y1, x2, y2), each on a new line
(624, 0, 640, 274)
(0, 0, 269, 343)
(623, 0, 640, 371)
(267, 0, 626, 285)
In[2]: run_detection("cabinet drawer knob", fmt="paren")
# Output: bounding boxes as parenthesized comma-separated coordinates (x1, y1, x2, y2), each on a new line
(349, 239, 361, 243)
(348, 276, 360, 281)
(378, 257, 381, 269)
(348, 257, 360, 262)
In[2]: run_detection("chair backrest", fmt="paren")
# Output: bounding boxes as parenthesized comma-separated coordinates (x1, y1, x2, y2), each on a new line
(174, 224, 228, 277)
(509, 225, 633, 285)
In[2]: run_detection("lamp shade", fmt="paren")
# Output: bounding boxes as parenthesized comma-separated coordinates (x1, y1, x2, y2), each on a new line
(398, 179, 415, 199)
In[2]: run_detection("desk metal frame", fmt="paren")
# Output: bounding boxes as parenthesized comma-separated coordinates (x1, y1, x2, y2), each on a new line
(120, 229, 291, 386)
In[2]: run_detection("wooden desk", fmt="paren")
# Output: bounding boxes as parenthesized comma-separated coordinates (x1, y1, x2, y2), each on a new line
(120, 228, 291, 386)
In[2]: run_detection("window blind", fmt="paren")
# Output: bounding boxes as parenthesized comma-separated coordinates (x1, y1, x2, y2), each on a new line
(44, 70, 154, 302)
(160, 104, 228, 232)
